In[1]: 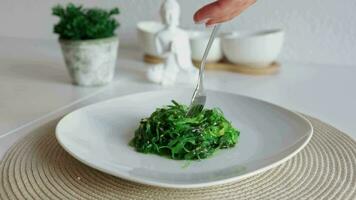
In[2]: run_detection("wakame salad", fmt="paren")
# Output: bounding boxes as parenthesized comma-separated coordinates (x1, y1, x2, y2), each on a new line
(130, 101, 240, 160)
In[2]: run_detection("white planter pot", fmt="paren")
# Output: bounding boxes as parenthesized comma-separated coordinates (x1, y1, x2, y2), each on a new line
(59, 37, 119, 86)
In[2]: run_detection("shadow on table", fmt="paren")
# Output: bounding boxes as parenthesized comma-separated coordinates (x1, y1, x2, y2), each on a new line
(2, 51, 155, 86)
(3, 58, 72, 85)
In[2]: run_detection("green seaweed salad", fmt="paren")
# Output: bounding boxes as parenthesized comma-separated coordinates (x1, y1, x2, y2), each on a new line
(130, 101, 240, 160)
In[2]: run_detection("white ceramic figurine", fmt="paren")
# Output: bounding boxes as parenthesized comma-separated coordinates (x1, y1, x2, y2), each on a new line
(147, 0, 197, 86)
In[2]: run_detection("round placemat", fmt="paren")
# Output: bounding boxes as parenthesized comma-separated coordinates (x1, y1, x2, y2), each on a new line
(1, 116, 355, 200)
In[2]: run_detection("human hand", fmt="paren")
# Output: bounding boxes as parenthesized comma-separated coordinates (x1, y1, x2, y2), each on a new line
(194, 0, 256, 26)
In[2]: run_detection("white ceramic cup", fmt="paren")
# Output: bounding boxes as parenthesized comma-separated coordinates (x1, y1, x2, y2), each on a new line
(221, 29, 285, 67)
(188, 30, 223, 62)
(137, 21, 164, 57)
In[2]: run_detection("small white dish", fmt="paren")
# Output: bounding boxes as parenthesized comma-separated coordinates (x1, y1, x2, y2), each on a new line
(188, 30, 223, 62)
(221, 29, 285, 67)
(137, 21, 164, 57)
(56, 89, 312, 188)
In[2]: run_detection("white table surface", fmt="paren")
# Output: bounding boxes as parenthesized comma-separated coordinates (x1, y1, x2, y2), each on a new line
(0, 36, 355, 160)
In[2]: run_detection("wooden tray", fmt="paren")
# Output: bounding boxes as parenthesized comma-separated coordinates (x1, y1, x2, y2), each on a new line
(144, 54, 280, 75)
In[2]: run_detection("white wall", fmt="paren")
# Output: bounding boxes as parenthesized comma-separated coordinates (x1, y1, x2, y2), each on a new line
(0, 0, 355, 65)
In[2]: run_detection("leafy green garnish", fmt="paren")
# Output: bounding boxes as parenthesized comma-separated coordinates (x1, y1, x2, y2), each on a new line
(52, 3, 120, 40)
(130, 101, 240, 160)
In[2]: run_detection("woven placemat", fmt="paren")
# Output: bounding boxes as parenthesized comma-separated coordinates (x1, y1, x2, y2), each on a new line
(1, 116, 355, 200)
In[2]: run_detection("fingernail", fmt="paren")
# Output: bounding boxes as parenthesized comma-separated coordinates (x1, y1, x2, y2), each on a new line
(195, 18, 211, 25)
(206, 24, 214, 28)
(195, 20, 206, 24)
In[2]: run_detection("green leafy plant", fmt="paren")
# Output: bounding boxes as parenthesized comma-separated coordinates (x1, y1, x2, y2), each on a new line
(130, 101, 240, 160)
(52, 3, 120, 40)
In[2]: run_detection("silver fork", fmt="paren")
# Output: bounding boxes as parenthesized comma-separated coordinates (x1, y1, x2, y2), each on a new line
(186, 24, 221, 117)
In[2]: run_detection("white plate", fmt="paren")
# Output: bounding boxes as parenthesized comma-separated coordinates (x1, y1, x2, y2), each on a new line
(56, 89, 313, 188)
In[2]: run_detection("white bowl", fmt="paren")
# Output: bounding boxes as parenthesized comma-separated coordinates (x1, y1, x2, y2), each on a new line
(221, 29, 285, 67)
(188, 30, 223, 62)
(137, 21, 164, 57)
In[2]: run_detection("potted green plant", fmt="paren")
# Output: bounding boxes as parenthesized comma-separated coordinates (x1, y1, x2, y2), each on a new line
(52, 4, 120, 86)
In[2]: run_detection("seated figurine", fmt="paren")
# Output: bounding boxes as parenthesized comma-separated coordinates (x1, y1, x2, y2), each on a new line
(147, 0, 197, 86)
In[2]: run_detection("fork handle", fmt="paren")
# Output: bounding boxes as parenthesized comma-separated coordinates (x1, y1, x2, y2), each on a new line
(198, 24, 221, 90)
